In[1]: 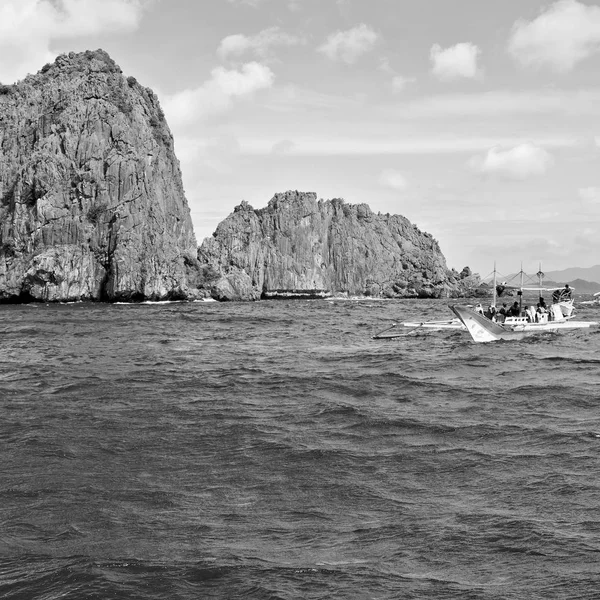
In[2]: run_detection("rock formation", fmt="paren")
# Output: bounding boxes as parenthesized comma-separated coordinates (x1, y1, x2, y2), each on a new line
(198, 190, 481, 300)
(0, 50, 200, 302)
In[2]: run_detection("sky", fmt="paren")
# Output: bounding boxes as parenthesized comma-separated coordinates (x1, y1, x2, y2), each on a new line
(1, 0, 600, 277)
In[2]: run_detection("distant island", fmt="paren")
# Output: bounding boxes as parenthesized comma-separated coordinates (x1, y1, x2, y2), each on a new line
(197, 191, 485, 301)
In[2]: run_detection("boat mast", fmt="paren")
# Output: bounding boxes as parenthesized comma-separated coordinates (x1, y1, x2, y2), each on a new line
(519, 262, 524, 313)
(537, 262, 544, 296)
(492, 261, 497, 308)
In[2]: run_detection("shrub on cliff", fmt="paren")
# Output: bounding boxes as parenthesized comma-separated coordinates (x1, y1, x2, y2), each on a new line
(87, 204, 108, 224)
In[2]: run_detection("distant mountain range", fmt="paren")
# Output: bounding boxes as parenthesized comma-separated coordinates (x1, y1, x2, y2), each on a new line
(544, 265, 600, 284)
(543, 279, 600, 294)
(484, 265, 600, 294)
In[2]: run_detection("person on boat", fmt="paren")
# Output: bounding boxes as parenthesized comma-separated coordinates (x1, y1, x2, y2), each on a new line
(509, 301, 520, 317)
(552, 284, 572, 303)
(497, 303, 508, 323)
(483, 305, 496, 320)
(525, 305, 536, 322)
(536, 302, 548, 323)
(538, 296, 547, 309)
(536, 302, 547, 314)
(475, 303, 484, 315)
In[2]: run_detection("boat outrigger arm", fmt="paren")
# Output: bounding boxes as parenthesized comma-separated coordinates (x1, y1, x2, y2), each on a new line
(372, 318, 463, 339)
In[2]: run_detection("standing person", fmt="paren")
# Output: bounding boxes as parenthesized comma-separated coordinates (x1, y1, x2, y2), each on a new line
(552, 284, 572, 303)
(509, 301, 520, 316)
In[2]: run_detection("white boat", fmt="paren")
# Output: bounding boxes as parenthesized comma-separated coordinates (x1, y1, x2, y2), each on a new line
(451, 304, 597, 343)
(451, 263, 599, 342)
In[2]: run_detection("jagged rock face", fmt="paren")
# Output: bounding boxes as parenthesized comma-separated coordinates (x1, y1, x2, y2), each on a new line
(199, 190, 458, 300)
(0, 50, 199, 302)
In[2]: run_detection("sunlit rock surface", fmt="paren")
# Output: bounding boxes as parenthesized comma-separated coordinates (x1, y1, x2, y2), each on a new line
(199, 191, 479, 300)
(0, 50, 200, 302)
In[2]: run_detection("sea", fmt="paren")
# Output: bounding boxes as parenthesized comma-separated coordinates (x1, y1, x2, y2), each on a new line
(1, 297, 600, 600)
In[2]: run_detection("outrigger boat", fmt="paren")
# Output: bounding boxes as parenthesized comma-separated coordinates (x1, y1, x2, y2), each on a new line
(451, 264, 599, 343)
(373, 264, 598, 342)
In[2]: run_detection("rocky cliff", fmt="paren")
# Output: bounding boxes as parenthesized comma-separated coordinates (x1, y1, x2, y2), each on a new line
(0, 50, 200, 302)
(198, 191, 480, 300)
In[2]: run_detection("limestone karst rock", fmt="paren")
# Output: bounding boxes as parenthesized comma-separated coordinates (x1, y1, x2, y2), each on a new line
(198, 190, 479, 300)
(0, 50, 200, 302)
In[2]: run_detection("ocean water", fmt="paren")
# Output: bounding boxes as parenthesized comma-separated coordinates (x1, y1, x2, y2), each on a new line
(1, 298, 600, 600)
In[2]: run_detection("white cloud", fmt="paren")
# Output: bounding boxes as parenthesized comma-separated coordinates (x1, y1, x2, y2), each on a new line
(579, 187, 600, 203)
(396, 89, 600, 119)
(239, 136, 572, 156)
(430, 42, 481, 81)
(468, 142, 554, 179)
(391, 75, 415, 93)
(378, 58, 415, 93)
(217, 27, 303, 61)
(0, 0, 144, 83)
(318, 24, 378, 64)
(378, 169, 408, 191)
(163, 62, 275, 127)
(226, 0, 266, 7)
(508, 0, 600, 71)
(226, 0, 300, 9)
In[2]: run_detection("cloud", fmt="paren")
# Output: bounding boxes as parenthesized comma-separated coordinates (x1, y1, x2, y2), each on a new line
(391, 75, 415, 93)
(378, 169, 408, 191)
(318, 24, 378, 64)
(395, 89, 600, 119)
(0, 0, 145, 83)
(226, 0, 266, 7)
(226, 0, 300, 9)
(508, 0, 600, 71)
(579, 187, 600, 203)
(240, 136, 572, 156)
(163, 62, 275, 127)
(173, 135, 242, 175)
(378, 58, 415, 93)
(430, 42, 481, 81)
(217, 27, 303, 62)
(468, 142, 554, 179)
